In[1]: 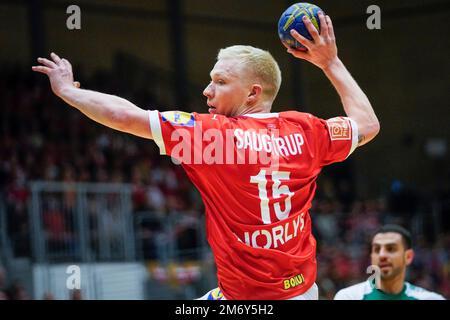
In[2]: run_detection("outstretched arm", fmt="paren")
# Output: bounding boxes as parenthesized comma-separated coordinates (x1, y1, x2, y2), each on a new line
(285, 12, 380, 146)
(32, 53, 152, 139)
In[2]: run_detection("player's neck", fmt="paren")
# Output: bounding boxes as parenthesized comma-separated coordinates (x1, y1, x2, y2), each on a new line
(237, 101, 272, 116)
(379, 273, 406, 295)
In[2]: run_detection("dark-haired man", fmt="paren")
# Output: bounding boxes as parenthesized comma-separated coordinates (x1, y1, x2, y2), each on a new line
(334, 225, 445, 300)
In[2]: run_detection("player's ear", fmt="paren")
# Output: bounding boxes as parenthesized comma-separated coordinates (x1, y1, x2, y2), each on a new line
(405, 248, 414, 266)
(247, 84, 262, 105)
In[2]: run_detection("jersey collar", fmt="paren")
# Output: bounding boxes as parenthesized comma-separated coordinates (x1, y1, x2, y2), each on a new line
(240, 113, 279, 119)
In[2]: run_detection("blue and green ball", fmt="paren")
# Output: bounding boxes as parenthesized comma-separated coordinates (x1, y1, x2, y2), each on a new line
(278, 2, 323, 50)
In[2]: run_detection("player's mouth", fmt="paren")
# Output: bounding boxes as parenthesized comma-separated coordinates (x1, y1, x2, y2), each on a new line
(208, 103, 217, 114)
(379, 263, 392, 270)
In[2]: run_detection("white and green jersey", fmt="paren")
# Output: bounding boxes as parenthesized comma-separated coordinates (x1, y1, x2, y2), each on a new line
(334, 280, 445, 300)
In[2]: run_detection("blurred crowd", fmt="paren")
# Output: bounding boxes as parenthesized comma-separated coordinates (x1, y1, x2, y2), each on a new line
(0, 65, 448, 299)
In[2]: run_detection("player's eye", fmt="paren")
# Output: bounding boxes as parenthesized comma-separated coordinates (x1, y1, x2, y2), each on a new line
(217, 79, 225, 85)
(386, 245, 396, 252)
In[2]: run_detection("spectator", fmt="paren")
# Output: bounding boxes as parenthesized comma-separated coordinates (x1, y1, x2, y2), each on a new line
(70, 289, 83, 300)
(7, 280, 30, 300)
(0, 266, 8, 300)
(43, 292, 55, 300)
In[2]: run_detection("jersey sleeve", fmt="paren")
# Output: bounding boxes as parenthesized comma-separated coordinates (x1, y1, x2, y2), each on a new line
(333, 289, 354, 300)
(333, 284, 365, 300)
(405, 284, 447, 300)
(423, 292, 446, 300)
(311, 115, 359, 167)
(148, 110, 226, 161)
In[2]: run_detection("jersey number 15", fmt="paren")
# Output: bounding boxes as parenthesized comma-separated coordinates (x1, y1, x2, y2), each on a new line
(250, 170, 294, 224)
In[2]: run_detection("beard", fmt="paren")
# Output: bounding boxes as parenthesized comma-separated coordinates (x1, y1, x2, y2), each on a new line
(380, 265, 403, 280)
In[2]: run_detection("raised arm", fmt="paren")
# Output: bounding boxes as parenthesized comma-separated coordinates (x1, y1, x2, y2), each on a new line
(286, 12, 380, 146)
(32, 53, 152, 139)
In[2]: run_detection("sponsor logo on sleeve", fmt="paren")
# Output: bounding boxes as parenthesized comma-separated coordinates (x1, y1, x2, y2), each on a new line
(161, 111, 195, 127)
(283, 273, 305, 290)
(207, 287, 224, 300)
(326, 117, 351, 140)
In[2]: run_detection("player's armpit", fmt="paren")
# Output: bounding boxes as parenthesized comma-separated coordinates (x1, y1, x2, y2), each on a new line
(358, 134, 366, 146)
(355, 120, 379, 147)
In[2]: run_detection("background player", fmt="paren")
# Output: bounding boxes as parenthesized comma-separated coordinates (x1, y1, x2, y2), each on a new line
(334, 224, 445, 300)
(32, 12, 379, 299)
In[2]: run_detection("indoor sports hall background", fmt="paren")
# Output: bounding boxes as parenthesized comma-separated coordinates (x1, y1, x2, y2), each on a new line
(1, 0, 449, 299)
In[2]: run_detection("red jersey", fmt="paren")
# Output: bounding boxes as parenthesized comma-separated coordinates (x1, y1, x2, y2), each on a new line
(148, 110, 358, 299)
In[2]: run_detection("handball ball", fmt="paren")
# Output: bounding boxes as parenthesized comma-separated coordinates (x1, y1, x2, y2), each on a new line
(278, 2, 323, 50)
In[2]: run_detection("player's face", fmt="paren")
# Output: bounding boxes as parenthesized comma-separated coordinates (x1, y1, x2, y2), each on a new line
(203, 58, 252, 116)
(370, 232, 413, 281)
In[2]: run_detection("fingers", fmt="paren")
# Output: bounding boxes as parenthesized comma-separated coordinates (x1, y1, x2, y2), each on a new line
(282, 41, 304, 52)
(302, 15, 320, 42)
(63, 59, 78, 87)
(290, 29, 312, 50)
(61, 58, 73, 73)
(33, 54, 78, 86)
(37, 57, 57, 69)
(318, 11, 329, 38)
(50, 52, 62, 65)
(287, 47, 310, 60)
(326, 15, 335, 40)
(31, 65, 51, 74)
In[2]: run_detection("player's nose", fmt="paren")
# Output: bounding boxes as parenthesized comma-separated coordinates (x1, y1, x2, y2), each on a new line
(203, 82, 213, 98)
(378, 248, 389, 258)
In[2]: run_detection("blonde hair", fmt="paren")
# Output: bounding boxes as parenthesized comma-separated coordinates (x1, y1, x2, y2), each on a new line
(217, 45, 282, 102)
